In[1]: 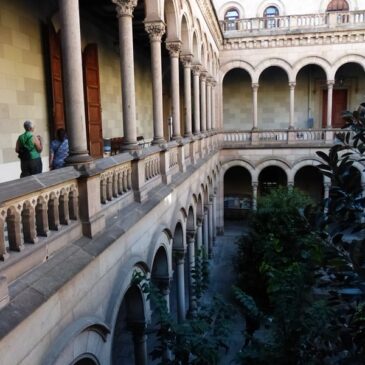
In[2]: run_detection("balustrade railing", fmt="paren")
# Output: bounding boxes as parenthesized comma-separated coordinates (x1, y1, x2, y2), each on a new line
(220, 10, 365, 35)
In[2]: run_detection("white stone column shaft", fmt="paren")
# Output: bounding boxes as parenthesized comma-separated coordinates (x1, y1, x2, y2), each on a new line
(176, 255, 186, 322)
(197, 221, 203, 251)
(132, 328, 148, 365)
(187, 235, 196, 315)
(212, 194, 217, 240)
(200, 72, 207, 132)
(203, 210, 209, 254)
(192, 65, 201, 134)
(211, 80, 217, 131)
(289, 82, 296, 129)
(181, 55, 193, 137)
(59, 0, 90, 162)
(206, 78, 212, 131)
(166, 42, 182, 139)
(114, 0, 138, 148)
(252, 183, 258, 211)
(327, 81, 334, 128)
(252, 83, 259, 129)
(145, 22, 166, 144)
(208, 202, 213, 251)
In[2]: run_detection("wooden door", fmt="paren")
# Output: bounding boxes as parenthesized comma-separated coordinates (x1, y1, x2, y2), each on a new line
(83, 44, 103, 158)
(48, 26, 65, 133)
(322, 89, 348, 128)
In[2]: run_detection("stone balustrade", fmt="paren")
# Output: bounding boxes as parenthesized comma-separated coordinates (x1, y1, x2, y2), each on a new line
(220, 10, 365, 35)
(222, 128, 340, 147)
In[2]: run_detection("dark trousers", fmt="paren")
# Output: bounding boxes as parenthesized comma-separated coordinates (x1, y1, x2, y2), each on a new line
(20, 158, 42, 178)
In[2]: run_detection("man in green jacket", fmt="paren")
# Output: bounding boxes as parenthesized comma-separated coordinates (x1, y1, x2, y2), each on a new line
(15, 120, 43, 178)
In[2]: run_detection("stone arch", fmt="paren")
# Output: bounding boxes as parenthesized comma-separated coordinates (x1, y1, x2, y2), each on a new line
(219, 60, 254, 83)
(293, 56, 331, 81)
(289, 158, 322, 182)
(186, 205, 196, 232)
(256, 0, 286, 17)
(172, 221, 185, 250)
(164, 0, 180, 41)
(255, 58, 293, 83)
(319, 0, 357, 12)
(146, 228, 172, 278)
(180, 12, 192, 54)
(255, 158, 290, 182)
(151, 245, 170, 280)
(192, 30, 200, 63)
(221, 159, 255, 181)
(218, 1, 246, 20)
(330, 54, 365, 80)
(197, 194, 204, 219)
(42, 317, 110, 365)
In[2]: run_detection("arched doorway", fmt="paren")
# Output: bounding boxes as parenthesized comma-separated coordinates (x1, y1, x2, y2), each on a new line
(223, 69, 252, 130)
(224, 166, 252, 220)
(294, 166, 324, 203)
(258, 166, 287, 195)
(73, 355, 99, 365)
(112, 284, 146, 365)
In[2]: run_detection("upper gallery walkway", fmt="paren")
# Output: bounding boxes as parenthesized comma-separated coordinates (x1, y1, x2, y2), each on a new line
(220, 9, 365, 37)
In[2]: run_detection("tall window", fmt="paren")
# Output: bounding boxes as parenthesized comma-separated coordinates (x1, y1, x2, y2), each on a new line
(264, 6, 279, 28)
(224, 8, 239, 31)
(326, 0, 349, 11)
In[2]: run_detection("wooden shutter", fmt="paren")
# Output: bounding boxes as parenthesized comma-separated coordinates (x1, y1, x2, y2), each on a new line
(83, 44, 103, 158)
(48, 25, 65, 133)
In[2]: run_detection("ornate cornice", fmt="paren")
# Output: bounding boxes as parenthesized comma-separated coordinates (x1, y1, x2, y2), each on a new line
(197, 0, 223, 48)
(223, 29, 365, 50)
(112, 0, 137, 17)
(166, 41, 181, 58)
(145, 21, 165, 42)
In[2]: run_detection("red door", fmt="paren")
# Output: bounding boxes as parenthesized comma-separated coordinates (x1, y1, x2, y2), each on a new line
(322, 89, 348, 128)
(48, 25, 65, 134)
(83, 44, 103, 158)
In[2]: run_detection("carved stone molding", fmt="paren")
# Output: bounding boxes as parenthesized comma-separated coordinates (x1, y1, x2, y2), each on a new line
(144, 21, 165, 42)
(200, 70, 208, 81)
(112, 0, 137, 17)
(180, 54, 193, 67)
(166, 41, 181, 58)
(192, 64, 202, 76)
(223, 30, 365, 50)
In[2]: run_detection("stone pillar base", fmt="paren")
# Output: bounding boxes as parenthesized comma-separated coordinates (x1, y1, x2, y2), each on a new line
(66, 153, 93, 166)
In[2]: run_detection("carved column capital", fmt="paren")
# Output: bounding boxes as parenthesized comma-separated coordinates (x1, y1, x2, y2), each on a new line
(252, 83, 259, 90)
(144, 21, 165, 42)
(211, 79, 217, 87)
(187, 229, 196, 241)
(252, 182, 259, 189)
(200, 71, 208, 81)
(180, 54, 193, 67)
(289, 82, 296, 89)
(112, 0, 138, 17)
(192, 64, 202, 76)
(166, 41, 181, 58)
(327, 80, 335, 88)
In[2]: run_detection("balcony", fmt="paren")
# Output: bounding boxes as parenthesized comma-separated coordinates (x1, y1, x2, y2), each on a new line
(220, 10, 365, 37)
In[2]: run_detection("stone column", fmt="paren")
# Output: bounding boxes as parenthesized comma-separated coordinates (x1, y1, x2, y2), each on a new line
(206, 77, 212, 131)
(212, 193, 217, 242)
(252, 182, 258, 211)
(203, 209, 209, 254)
(208, 199, 214, 251)
(145, 21, 166, 145)
(113, 0, 138, 149)
(181, 54, 193, 137)
(326, 80, 335, 128)
(155, 276, 171, 312)
(200, 71, 208, 133)
(192, 65, 201, 135)
(196, 219, 203, 251)
(211, 80, 217, 131)
(129, 322, 148, 365)
(187, 232, 197, 316)
(289, 82, 296, 129)
(175, 251, 186, 322)
(252, 83, 259, 130)
(59, 0, 90, 163)
(166, 41, 182, 140)
(324, 182, 330, 214)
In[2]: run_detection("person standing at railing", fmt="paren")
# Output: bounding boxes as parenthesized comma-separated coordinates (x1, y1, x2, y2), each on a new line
(49, 128, 69, 170)
(15, 120, 43, 178)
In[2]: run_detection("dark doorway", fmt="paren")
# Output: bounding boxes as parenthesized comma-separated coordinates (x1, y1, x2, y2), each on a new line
(294, 166, 323, 203)
(258, 166, 287, 196)
(322, 89, 347, 128)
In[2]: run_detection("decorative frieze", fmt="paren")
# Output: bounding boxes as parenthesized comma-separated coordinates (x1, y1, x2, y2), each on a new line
(223, 30, 365, 50)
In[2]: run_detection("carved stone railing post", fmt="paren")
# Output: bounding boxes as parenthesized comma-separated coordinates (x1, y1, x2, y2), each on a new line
(131, 153, 147, 202)
(22, 203, 38, 243)
(59, 190, 70, 225)
(36, 197, 49, 237)
(68, 188, 79, 220)
(48, 193, 60, 231)
(7, 207, 23, 251)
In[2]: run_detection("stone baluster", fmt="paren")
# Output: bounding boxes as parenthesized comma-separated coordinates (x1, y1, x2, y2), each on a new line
(48, 194, 60, 231)
(59, 190, 70, 225)
(22, 203, 37, 243)
(0, 216, 8, 260)
(7, 208, 23, 251)
(68, 189, 79, 220)
(36, 197, 49, 237)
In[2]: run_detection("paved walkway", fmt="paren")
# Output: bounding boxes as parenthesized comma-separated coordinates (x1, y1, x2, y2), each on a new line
(203, 220, 248, 365)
